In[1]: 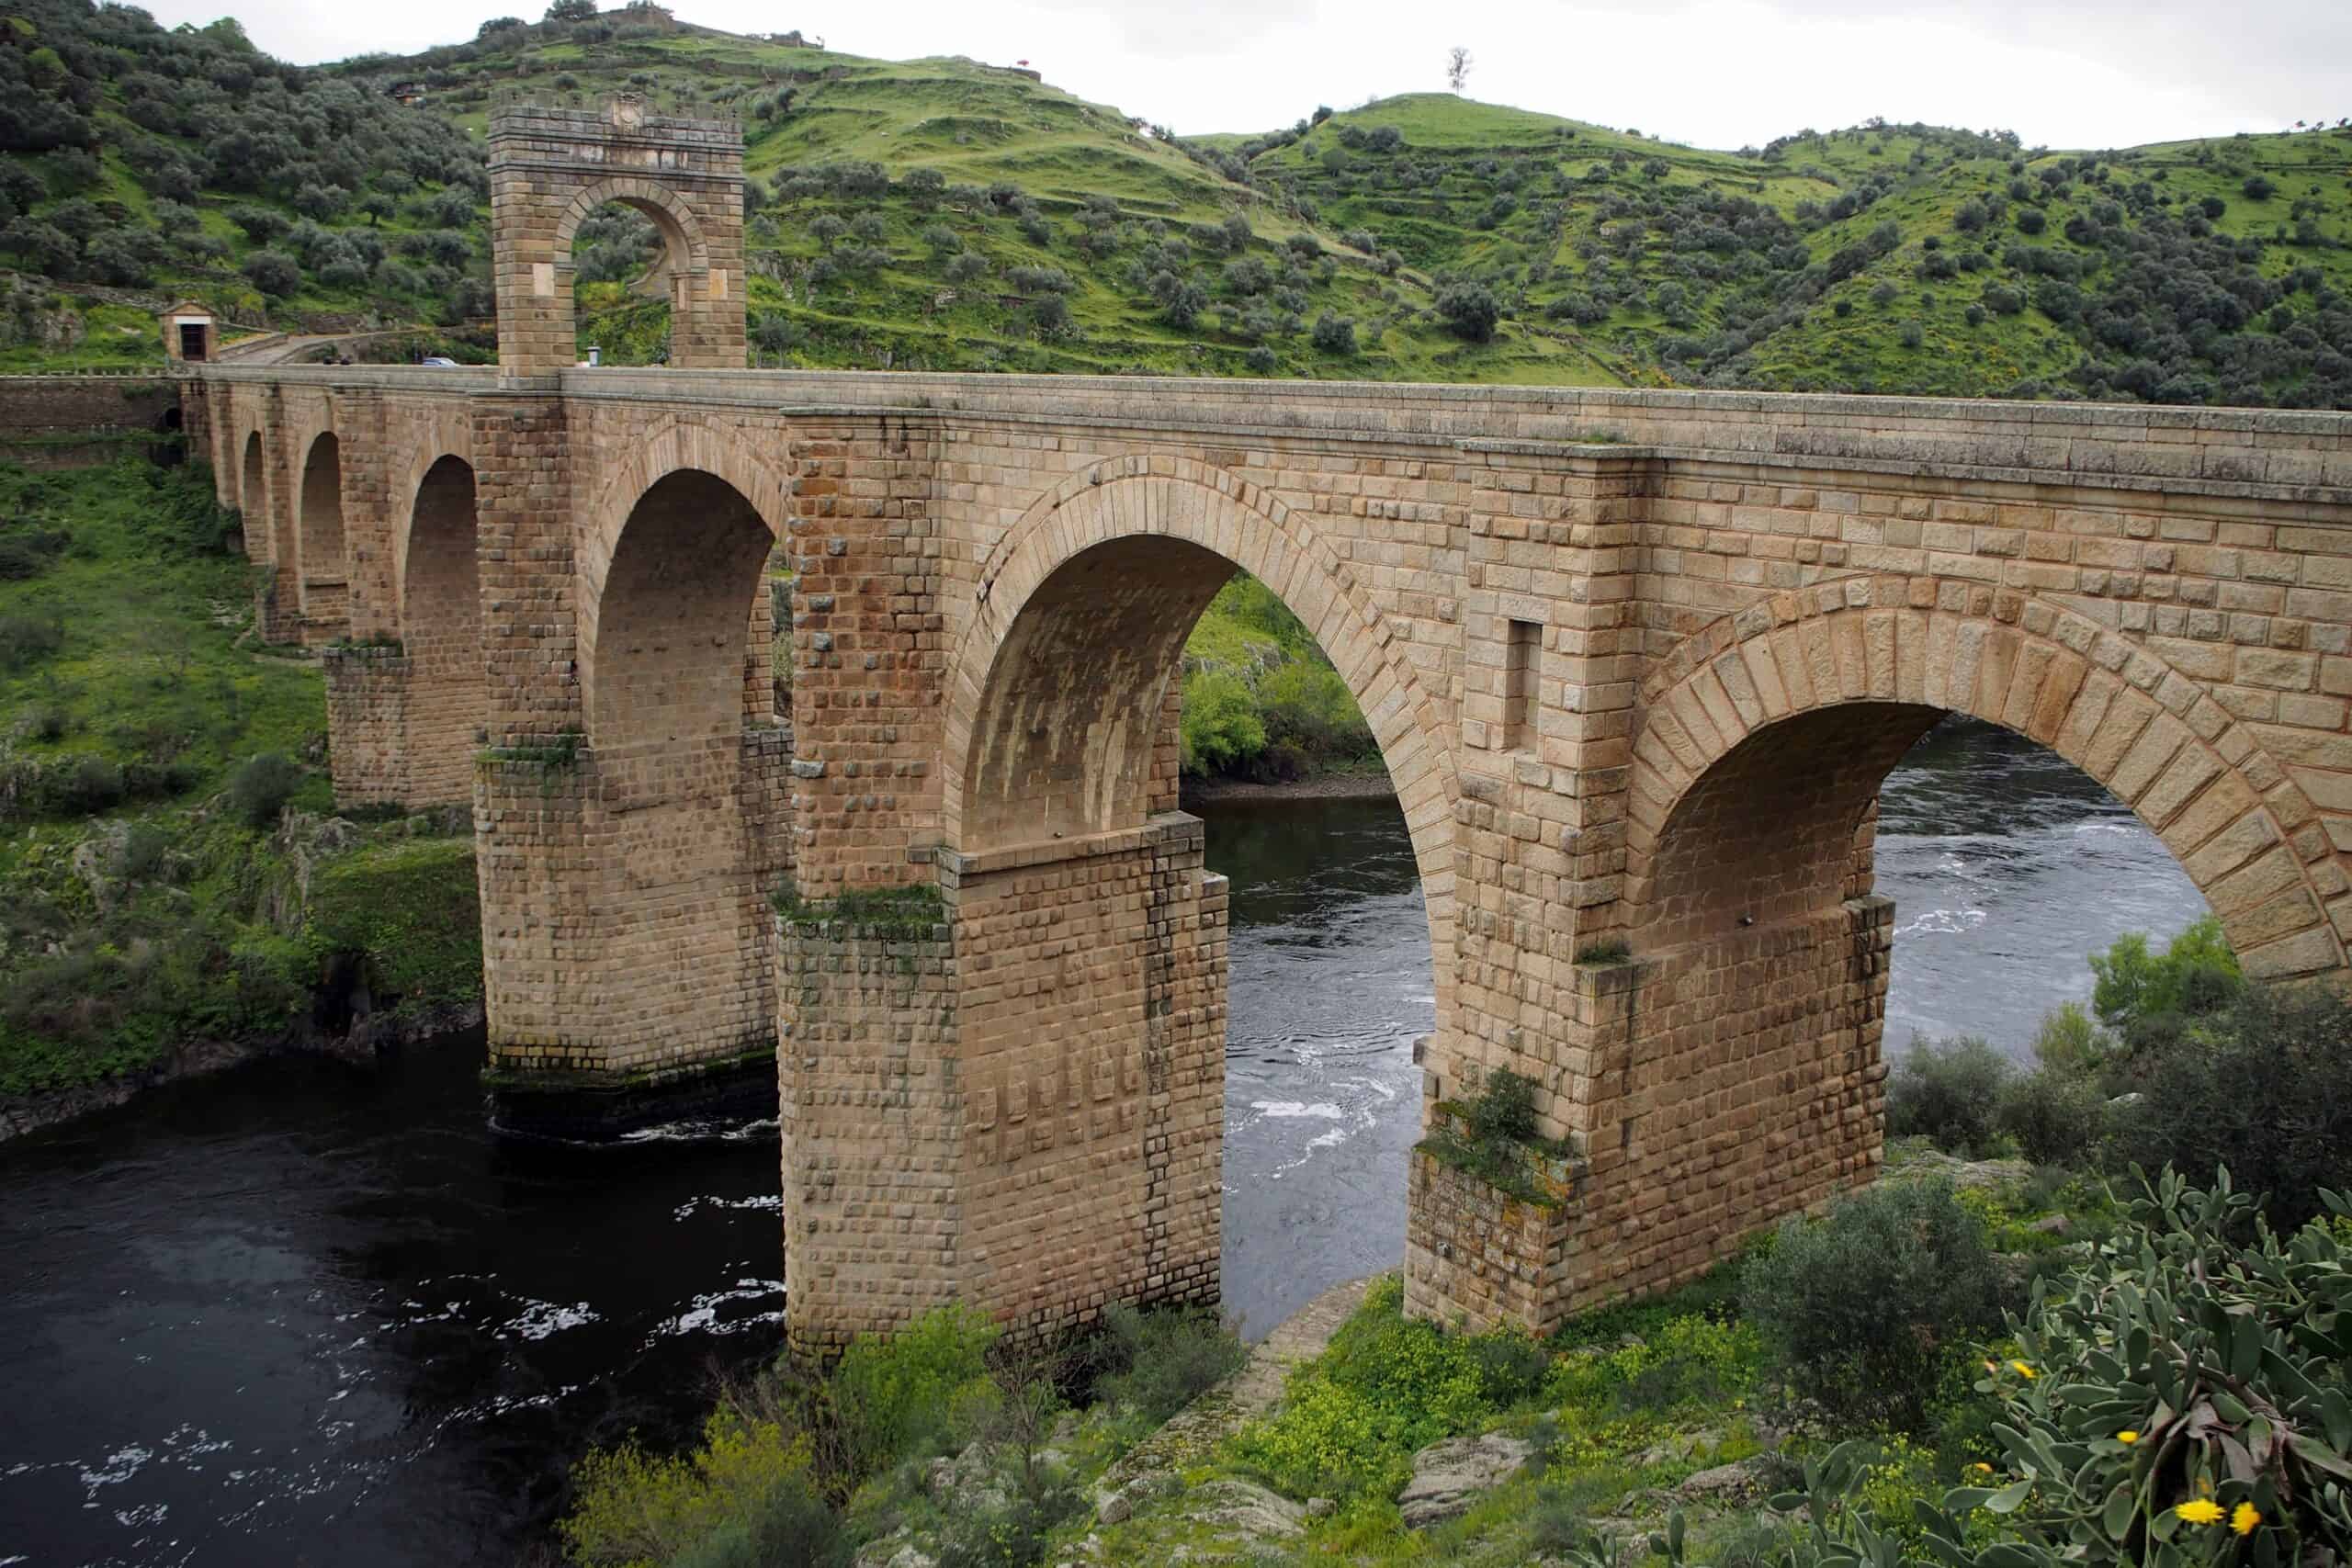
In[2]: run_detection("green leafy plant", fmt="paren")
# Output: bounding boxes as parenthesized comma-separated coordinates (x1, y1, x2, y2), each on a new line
(1741, 1177, 2005, 1431)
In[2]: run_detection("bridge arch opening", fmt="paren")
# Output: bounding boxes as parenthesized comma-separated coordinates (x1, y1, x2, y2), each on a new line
(398, 457, 487, 806)
(1567, 592, 2347, 1304)
(297, 432, 349, 635)
(922, 485, 1455, 1340)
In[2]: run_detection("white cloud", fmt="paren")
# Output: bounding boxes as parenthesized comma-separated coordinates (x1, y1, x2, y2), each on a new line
(147, 0, 2346, 151)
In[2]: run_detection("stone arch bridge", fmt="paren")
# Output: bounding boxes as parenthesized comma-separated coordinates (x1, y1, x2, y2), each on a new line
(174, 103, 2352, 1352)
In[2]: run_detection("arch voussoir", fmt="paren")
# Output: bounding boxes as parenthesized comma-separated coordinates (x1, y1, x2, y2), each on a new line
(1627, 571, 2346, 980)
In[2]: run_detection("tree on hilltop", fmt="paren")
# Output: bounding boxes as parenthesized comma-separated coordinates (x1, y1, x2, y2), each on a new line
(544, 0, 597, 20)
(1445, 46, 1473, 94)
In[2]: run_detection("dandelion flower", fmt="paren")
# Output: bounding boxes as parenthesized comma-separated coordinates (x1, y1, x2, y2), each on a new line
(2176, 1500, 2224, 1526)
(2008, 1359, 2038, 1380)
(2231, 1503, 2260, 1537)
(2116, 1430, 2140, 1444)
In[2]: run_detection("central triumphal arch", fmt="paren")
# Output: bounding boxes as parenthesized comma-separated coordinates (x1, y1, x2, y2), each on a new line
(180, 102, 2352, 1351)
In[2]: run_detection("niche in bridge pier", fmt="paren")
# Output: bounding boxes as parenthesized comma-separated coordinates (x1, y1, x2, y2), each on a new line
(297, 432, 350, 638)
(238, 430, 269, 563)
(398, 457, 488, 806)
(586, 468, 777, 752)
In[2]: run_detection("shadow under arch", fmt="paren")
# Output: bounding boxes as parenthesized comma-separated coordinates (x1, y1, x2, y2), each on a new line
(942, 462, 1459, 965)
(397, 455, 487, 806)
(1620, 574, 2347, 980)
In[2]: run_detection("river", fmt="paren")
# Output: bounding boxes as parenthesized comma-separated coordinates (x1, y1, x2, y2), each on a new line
(0, 717, 2207, 1566)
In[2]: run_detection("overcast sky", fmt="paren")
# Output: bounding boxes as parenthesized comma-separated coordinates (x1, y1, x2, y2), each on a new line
(142, 0, 2349, 152)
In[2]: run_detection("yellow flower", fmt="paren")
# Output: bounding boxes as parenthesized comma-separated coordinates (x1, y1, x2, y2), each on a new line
(2176, 1500, 2225, 1526)
(2009, 1359, 2038, 1380)
(1971, 1463, 1995, 1475)
(2116, 1430, 2140, 1444)
(2232, 1503, 2260, 1537)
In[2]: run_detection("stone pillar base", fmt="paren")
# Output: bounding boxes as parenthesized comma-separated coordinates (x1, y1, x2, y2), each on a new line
(780, 813, 1227, 1355)
(483, 1047, 779, 1143)
(1405, 1104, 1579, 1336)
(322, 644, 412, 808)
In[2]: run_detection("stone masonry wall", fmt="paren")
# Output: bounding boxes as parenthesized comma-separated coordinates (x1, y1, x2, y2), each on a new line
(198, 354, 2352, 1340)
(1404, 1105, 1577, 1336)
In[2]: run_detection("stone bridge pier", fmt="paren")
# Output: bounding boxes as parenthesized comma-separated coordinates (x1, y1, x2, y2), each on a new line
(182, 100, 2352, 1352)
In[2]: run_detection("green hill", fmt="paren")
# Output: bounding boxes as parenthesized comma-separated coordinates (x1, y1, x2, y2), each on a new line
(0, 0, 2346, 401)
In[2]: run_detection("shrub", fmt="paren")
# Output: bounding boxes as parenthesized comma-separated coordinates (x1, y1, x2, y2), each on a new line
(1993, 1068, 2106, 1166)
(2088, 916, 2240, 1053)
(2015, 207, 2047, 234)
(2243, 174, 2277, 200)
(666, 1467, 848, 1568)
(1244, 345, 1277, 374)
(1467, 1066, 1539, 1143)
(829, 1303, 996, 1480)
(0, 612, 64, 669)
(1091, 1303, 1246, 1425)
(1884, 1035, 2010, 1156)
(227, 751, 301, 828)
(1741, 1178, 2004, 1431)
(560, 1412, 815, 1568)
(1255, 660, 1372, 761)
(1309, 312, 1356, 355)
(2109, 985, 2352, 1229)
(1435, 281, 1500, 342)
(1945, 1171, 2352, 1563)
(1178, 669, 1264, 775)
(2028, 999, 2103, 1077)
(241, 249, 300, 298)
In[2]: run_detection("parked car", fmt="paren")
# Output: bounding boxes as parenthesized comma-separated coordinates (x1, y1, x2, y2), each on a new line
(420, 355, 458, 367)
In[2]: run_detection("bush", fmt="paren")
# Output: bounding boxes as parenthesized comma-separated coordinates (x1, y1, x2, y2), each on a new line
(560, 1411, 816, 1568)
(1178, 669, 1264, 775)
(2088, 916, 2239, 1053)
(1091, 1303, 1246, 1425)
(1948, 1170, 2352, 1563)
(1255, 660, 1373, 761)
(1309, 312, 1356, 355)
(1435, 282, 1500, 342)
(241, 249, 301, 298)
(829, 1303, 996, 1481)
(2108, 985, 2352, 1228)
(666, 1467, 849, 1568)
(226, 751, 301, 828)
(0, 612, 64, 670)
(1884, 1035, 2010, 1156)
(1741, 1178, 2004, 1431)
(1993, 1068, 2105, 1166)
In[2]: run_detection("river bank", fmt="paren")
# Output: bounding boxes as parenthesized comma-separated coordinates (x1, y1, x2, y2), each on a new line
(1181, 767, 1396, 803)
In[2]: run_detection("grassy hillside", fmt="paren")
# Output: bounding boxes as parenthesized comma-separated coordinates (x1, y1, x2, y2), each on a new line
(6, 2, 2340, 399)
(0, 457, 478, 1100)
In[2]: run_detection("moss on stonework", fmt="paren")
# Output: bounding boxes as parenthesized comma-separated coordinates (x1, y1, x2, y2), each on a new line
(773, 876, 945, 940)
(478, 728, 582, 770)
(1418, 1091, 1580, 1208)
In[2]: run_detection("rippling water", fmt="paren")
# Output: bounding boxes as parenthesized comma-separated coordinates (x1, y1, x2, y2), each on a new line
(0, 717, 2210, 1564)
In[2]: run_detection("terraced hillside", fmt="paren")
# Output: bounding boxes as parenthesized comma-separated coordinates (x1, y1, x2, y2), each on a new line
(1, 1, 2343, 400)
